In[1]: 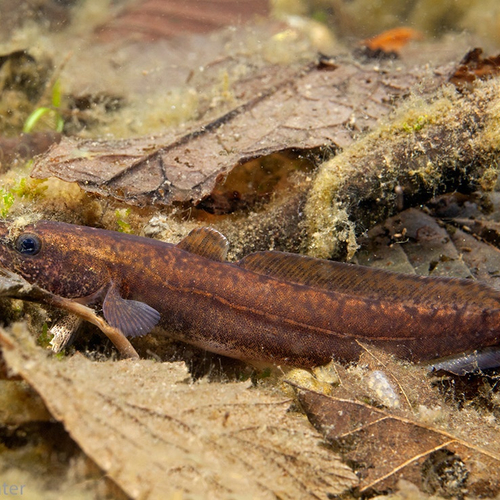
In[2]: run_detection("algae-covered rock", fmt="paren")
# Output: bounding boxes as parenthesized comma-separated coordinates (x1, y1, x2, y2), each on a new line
(305, 79, 500, 259)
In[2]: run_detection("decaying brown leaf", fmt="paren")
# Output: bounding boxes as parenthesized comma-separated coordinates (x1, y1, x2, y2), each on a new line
(357, 199, 500, 290)
(449, 218, 500, 248)
(31, 57, 443, 209)
(0, 324, 358, 499)
(449, 48, 500, 89)
(448, 227, 500, 286)
(295, 386, 500, 498)
(357, 208, 473, 279)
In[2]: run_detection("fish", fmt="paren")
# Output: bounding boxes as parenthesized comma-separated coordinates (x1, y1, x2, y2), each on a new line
(0, 219, 500, 368)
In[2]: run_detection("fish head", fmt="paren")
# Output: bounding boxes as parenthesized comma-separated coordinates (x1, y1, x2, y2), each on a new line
(0, 219, 108, 298)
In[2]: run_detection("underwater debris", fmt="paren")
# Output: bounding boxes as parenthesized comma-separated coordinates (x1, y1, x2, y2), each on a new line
(296, 386, 496, 498)
(356, 27, 424, 60)
(305, 75, 500, 259)
(449, 48, 500, 89)
(361, 27, 424, 53)
(30, 56, 441, 209)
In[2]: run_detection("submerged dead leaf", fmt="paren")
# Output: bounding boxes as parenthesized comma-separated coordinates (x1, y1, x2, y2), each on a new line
(357, 208, 473, 279)
(31, 57, 443, 209)
(449, 48, 500, 89)
(357, 200, 500, 290)
(96, 0, 270, 42)
(449, 218, 500, 248)
(0, 324, 358, 499)
(295, 386, 500, 498)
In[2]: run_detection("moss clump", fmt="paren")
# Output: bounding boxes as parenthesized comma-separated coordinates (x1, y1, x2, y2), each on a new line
(0, 189, 15, 217)
(114, 208, 132, 233)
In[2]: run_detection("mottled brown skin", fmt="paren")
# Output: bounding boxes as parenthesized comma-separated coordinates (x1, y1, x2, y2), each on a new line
(1, 220, 500, 367)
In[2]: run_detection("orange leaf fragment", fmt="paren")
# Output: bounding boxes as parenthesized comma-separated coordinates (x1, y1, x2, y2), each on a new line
(362, 27, 424, 53)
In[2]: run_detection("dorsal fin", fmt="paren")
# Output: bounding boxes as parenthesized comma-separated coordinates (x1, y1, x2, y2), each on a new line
(237, 251, 500, 310)
(177, 227, 229, 262)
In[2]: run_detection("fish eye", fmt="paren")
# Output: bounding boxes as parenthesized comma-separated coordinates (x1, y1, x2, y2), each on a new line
(15, 233, 41, 255)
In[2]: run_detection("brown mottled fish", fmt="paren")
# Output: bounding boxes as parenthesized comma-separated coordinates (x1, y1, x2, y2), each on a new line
(0, 219, 500, 369)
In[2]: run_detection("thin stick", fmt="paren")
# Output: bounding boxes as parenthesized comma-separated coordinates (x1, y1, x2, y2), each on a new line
(46, 295, 139, 360)
(0, 267, 139, 359)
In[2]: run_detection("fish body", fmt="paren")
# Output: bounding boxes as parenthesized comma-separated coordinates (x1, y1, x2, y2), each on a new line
(0, 220, 500, 367)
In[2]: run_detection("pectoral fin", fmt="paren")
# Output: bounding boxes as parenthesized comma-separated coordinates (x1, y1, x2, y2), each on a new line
(103, 282, 160, 338)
